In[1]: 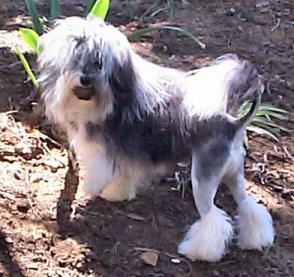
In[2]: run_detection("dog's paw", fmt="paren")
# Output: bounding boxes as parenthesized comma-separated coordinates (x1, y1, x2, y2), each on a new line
(237, 196, 275, 250)
(83, 179, 107, 197)
(178, 206, 233, 262)
(100, 180, 137, 202)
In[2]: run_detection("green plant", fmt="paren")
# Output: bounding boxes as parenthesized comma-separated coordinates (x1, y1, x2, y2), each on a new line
(18, 0, 110, 90)
(238, 101, 289, 141)
(128, 24, 205, 49)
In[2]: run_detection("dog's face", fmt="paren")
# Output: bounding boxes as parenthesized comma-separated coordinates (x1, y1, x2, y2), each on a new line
(38, 17, 135, 123)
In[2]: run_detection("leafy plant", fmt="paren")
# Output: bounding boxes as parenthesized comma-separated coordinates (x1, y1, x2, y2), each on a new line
(15, 47, 39, 89)
(238, 101, 289, 141)
(87, 0, 110, 19)
(50, 0, 61, 21)
(128, 24, 206, 49)
(25, 0, 43, 34)
(19, 28, 40, 54)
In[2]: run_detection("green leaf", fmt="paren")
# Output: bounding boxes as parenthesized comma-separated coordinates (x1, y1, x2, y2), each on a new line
(255, 110, 288, 120)
(246, 125, 279, 141)
(128, 24, 206, 49)
(50, 0, 61, 20)
(15, 47, 39, 90)
(257, 104, 289, 114)
(252, 117, 289, 132)
(19, 28, 40, 54)
(25, 0, 43, 34)
(88, 0, 110, 20)
(86, 0, 96, 15)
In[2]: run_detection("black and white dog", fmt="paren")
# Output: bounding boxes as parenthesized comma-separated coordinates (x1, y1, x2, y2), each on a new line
(38, 17, 274, 262)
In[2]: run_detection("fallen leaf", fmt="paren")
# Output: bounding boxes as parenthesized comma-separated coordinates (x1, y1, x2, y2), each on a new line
(141, 251, 159, 266)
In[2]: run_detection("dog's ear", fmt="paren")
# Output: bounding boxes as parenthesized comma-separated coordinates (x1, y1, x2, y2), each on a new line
(108, 55, 136, 106)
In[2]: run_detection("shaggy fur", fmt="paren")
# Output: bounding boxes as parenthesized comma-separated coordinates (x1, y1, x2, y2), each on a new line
(38, 17, 275, 262)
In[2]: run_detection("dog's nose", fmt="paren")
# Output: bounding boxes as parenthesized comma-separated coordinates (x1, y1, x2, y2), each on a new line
(80, 76, 92, 87)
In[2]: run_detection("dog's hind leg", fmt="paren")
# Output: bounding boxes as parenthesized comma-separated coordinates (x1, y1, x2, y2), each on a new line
(100, 176, 138, 202)
(178, 141, 233, 262)
(223, 139, 275, 250)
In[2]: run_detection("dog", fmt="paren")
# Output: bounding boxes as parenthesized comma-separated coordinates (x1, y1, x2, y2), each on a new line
(38, 17, 275, 262)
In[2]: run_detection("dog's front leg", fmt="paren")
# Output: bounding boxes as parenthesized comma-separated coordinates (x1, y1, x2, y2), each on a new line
(100, 176, 138, 202)
(83, 150, 116, 197)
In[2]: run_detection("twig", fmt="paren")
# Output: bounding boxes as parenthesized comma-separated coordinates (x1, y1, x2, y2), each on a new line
(271, 18, 281, 32)
(0, 190, 16, 201)
(38, 132, 62, 148)
(282, 146, 292, 160)
(134, 247, 159, 254)
(25, 169, 42, 220)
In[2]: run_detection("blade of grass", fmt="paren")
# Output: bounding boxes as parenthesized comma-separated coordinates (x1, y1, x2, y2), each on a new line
(128, 24, 206, 49)
(257, 104, 289, 113)
(86, 0, 96, 15)
(25, 0, 43, 34)
(50, 0, 61, 20)
(15, 47, 39, 90)
(88, 0, 110, 20)
(252, 117, 289, 132)
(255, 110, 288, 120)
(19, 28, 40, 54)
(247, 125, 279, 141)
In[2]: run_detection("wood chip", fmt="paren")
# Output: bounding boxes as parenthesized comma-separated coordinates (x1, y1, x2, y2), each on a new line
(141, 251, 159, 266)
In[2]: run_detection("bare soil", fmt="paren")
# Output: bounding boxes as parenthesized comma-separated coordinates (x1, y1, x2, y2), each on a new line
(0, 1, 293, 276)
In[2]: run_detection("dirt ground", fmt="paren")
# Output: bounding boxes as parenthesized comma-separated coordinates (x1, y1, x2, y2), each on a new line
(0, 0, 293, 276)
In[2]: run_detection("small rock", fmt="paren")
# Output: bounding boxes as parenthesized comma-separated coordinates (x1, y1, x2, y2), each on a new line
(227, 7, 236, 16)
(171, 258, 181, 264)
(5, 237, 13, 244)
(141, 251, 159, 267)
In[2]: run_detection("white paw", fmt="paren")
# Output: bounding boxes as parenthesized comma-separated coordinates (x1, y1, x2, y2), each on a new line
(100, 180, 137, 202)
(83, 153, 116, 197)
(83, 178, 108, 197)
(178, 206, 233, 262)
(237, 196, 275, 250)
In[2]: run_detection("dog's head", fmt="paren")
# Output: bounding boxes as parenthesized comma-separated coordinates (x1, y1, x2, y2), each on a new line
(38, 17, 136, 123)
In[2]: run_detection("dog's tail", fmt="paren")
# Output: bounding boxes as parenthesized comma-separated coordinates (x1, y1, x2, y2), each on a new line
(215, 54, 264, 129)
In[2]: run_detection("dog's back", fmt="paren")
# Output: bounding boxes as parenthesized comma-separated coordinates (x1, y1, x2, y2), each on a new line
(183, 54, 263, 123)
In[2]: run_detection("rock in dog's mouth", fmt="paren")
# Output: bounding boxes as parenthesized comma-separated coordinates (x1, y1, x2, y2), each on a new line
(73, 86, 94, 101)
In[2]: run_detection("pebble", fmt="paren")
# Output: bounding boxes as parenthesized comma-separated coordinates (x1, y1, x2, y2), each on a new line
(227, 7, 236, 16)
(171, 258, 181, 264)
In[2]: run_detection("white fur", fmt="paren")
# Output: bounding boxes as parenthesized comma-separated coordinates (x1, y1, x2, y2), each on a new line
(237, 196, 275, 250)
(39, 17, 271, 264)
(183, 58, 241, 119)
(178, 206, 233, 262)
(82, 150, 116, 196)
(100, 178, 138, 202)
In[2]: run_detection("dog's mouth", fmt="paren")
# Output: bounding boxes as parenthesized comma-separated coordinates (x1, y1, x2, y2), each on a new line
(73, 86, 94, 101)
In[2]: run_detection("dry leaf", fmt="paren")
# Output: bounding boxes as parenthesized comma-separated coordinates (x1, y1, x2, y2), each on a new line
(141, 251, 159, 266)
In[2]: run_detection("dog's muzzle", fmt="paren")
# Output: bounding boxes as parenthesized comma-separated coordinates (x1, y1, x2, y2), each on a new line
(73, 75, 94, 101)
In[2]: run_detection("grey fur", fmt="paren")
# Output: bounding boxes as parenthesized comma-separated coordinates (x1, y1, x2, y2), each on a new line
(38, 17, 274, 263)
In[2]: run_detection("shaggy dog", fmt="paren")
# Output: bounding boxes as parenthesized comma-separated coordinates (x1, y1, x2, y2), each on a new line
(38, 17, 274, 262)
